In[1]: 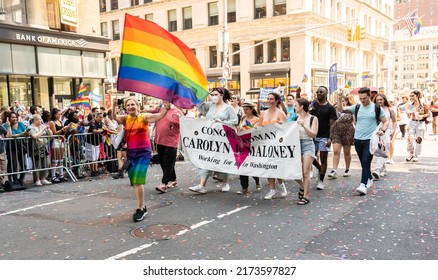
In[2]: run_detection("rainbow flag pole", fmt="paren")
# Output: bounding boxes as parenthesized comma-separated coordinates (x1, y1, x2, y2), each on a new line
(117, 14, 209, 109)
(77, 83, 87, 98)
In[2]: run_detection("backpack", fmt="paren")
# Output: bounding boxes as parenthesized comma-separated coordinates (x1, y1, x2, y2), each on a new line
(354, 103, 381, 125)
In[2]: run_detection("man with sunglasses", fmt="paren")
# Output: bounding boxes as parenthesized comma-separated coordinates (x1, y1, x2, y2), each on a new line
(309, 86, 338, 190)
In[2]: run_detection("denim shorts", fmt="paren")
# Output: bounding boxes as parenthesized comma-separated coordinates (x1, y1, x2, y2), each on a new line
(300, 139, 316, 158)
(314, 137, 330, 152)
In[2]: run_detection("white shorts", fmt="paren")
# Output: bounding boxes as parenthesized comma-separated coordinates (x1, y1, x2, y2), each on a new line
(85, 143, 99, 162)
(52, 139, 65, 149)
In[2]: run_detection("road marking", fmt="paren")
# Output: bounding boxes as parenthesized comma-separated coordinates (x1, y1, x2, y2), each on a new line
(0, 191, 109, 217)
(106, 205, 251, 260)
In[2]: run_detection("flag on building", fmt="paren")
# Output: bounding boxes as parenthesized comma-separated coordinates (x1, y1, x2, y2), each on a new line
(405, 16, 422, 36)
(77, 83, 87, 98)
(301, 74, 308, 83)
(361, 71, 370, 80)
(117, 14, 209, 109)
(71, 97, 91, 109)
(329, 63, 337, 94)
(345, 80, 352, 88)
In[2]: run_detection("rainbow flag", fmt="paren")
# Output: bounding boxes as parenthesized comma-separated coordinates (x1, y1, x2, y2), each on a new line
(345, 80, 352, 88)
(242, 119, 253, 129)
(301, 74, 308, 83)
(379, 87, 385, 94)
(117, 14, 209, 109)
(290, 85, 299, 92)
(77, 83, 87, 98)
(399, 102, 414, 113)
(71, 97, 91, 109)
(361, 72, 370, 80)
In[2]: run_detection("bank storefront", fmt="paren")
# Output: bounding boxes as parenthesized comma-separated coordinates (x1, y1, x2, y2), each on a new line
(0, 24, 110, 109)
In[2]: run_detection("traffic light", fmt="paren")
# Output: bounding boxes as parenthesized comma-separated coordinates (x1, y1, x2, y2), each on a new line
(356, 26, 365, 40)
(347, 27, 354, 41)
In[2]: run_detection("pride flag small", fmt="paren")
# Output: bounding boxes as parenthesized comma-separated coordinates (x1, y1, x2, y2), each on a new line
(117, 14, 209, 109)
(77, 83, 87, 98)
(242, 120, 253, 129)
(301, 74, 308, 83)
(71, 97, 91, 109)
(290, 85, 299, 92)
(361, 72, 370, 80)
(345, 80, 352, 88)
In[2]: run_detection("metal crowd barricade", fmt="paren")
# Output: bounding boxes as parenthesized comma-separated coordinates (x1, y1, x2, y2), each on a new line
(0, 135, 76, 185)
(65, 132, 118, 182)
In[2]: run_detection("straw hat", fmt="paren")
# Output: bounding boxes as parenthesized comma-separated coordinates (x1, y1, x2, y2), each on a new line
(241, 102, 255, 108)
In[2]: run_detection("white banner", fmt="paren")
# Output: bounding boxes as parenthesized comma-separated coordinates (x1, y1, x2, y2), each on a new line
(180, 117, 302, 180)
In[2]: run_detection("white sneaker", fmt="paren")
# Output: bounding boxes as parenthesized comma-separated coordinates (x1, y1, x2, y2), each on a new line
(263, 189, 276, 200)
(221, 183, 230, 192)
(356, 183, 367, 195)
(366, 178, 373, 188)
(189, 185, 206, 194)
(41, 179, 52, 185)
(316, 180, 325, 190)
(412, 156, 418, 162)
(35, 180, 42, 186)
(372, 171, 380, 180)
(379, 171, 387, 177)
(328, 170, 337, 179)
(278, 183, 287, 197)
(343, 170, 351, 177)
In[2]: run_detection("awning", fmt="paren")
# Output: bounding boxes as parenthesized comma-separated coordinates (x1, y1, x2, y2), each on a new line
(246, 88, 260, 95)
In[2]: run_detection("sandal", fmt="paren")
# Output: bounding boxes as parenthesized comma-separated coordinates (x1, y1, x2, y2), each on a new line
(167, 181, 178, 188)
(297, 197, 310, 205)
(155, 185, 167, 193)
(298, 188, 304, 200)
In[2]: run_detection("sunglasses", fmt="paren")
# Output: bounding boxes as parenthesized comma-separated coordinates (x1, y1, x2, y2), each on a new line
(316, 91, 326, 93)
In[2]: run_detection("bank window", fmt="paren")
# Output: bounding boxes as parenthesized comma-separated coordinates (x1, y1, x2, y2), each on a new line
(273, 0, 286, 16)
(145, 0, 152, 3)
(112, 20, 120, 40)
(208, 2, 219, 26)
(83, 52, 105, 78)
(101, 22, 108, 37)
(60, 49, 82, 76)
(100, 0, 106, 12)
(268, 40, 277, 63)
(232, 43, 240, 66)
(12, 44, 36, 74)
(145, 13, 153, 21)
(0, 43, 13, 73)
(209, 46, 218, 68)
(168, 10, 177, 32)
(254, 40, 263, 64)
(281, 37, 289, 61)
(254, 0, 266, 19)
(228, 0, 236, 23)
(37, 47, 61, 76)
(131, 0, 140, 6)
(111, 0, 118, 10)
(183, 7, 192, 30)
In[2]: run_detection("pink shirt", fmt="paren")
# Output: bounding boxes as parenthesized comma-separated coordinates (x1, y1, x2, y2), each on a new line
(155, 107, 183, 148)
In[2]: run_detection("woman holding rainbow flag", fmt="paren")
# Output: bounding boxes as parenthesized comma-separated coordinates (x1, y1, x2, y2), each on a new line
(112, 96, 171, 222)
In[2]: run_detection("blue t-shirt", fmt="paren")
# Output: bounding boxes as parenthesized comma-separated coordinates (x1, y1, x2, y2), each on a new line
(3, 122, 27, 135)
(286, 106, 296, 122)
(349, 104, 385, 140)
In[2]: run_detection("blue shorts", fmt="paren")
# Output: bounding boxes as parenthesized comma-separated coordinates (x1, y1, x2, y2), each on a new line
(314, 137, 330, 152)
(300, 139, 316, 158)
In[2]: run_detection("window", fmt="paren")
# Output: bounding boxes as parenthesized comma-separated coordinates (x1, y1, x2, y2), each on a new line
(232, 43, 240, 66)
(254, 40, 263, 64)
(346, 48, 354, 67)
(112, 20, 120, 40)
(281, 38, 289, 61)
(418, 54, 429, 60)
(47, 0, 61, 29)
(417, 73, 428, 79)
(183, 7, 192, 30)
(111, 0, 118, 10)
(145, 13, 153, 21)
(168, 10, 177, 32)
(209, 46, 218, 68)
(417, 63, 429, 70)
(100, 0, 106, 12)
(273, 0, 286, 16)
(131, 0, 140, 6)
(111, 57, 118, 77)
(268, 40, 277, 63)
(228, 0, 236, 23)
(254, 0, 266, 19)
(313, 40, 322, 62)
(101, 22, 108, 37)
(418, 44, 429, 51)
(144, 0, 152, 3)
(208, 2, 219, 26)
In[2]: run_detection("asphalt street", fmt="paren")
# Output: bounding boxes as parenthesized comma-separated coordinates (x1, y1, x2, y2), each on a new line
(0, 136, 436, 260)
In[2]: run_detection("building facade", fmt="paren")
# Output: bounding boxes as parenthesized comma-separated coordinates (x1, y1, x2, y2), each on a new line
(392, 25, 438, 98)
(100, 0, 393, 100)
(0, 0, 110, 110)
(394, 0, 438, 30)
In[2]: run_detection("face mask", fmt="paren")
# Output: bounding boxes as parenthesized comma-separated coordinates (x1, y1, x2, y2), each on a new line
(212, 96, 219, 103)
